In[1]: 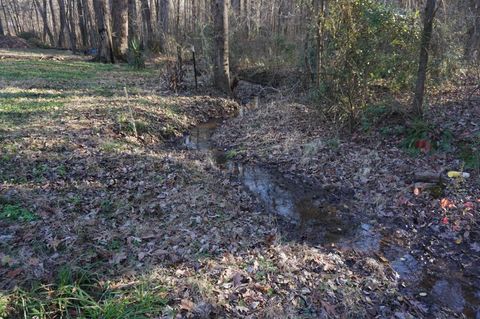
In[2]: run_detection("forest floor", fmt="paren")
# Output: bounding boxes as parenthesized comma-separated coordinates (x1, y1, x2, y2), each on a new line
(0, 49, 479, 318)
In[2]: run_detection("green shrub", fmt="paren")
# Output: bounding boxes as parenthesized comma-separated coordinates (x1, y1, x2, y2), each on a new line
(128, 39, 145, 69)
(310, 0, 420, 127)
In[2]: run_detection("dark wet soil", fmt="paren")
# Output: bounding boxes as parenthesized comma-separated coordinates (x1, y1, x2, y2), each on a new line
(183, 118, 480, 318)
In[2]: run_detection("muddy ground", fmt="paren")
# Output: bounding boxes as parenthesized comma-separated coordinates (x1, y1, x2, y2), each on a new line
(0, 49, 479, 318)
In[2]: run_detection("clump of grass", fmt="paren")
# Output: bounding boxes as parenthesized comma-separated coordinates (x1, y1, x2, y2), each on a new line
(4, 268, 168, 319)
(0, 204, 38, 222)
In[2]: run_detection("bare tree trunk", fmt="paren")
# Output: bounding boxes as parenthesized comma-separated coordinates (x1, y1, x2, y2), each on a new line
(77, 0, 88, 47)
(34, 0, 55, 45)
(57, 0, 67, 47)
(314, 0, 326, 87)
(128, 0, 138, 44)
(112, 0, 128, 60)
(0, 0, 9, 35)
(139, 0, 153, 48)
(49, 0, 58, 41)
(157, 0, 169, 52)
(212, 0, 231, 94)
(465, 0, 480, 61)
(0, 5, 4, 36)
(67, 0, 77, 52)
(412, 0, 436, 117)
(93, 0, 114, 63)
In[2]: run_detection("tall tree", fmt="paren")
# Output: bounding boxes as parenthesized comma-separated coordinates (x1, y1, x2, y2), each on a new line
(139, 0, 153, 48)
(212, 0, 231, 94)
(92, 0, 114, 63)
(0, 5, 4, 36)
(128, 0, 138, 44)
(412, 0, 436, 117)
(67, 0, 77, 52)
(77, 0, 88, 47)
(49, 0, 58, 40)
(465, 0, 480, 61)
(57, 0, 67, 47)
(112, 0, 129, 60)
(158, 0, 169, 51)
(34, 0, 55, 45)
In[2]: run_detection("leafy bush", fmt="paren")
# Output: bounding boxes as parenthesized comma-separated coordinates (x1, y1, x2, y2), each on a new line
(311, 0, 420, 127)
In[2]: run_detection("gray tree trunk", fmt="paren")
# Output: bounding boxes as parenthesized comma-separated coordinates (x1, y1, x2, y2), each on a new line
(465, 0, 480, 61)
(128, 0, 138, 44)
(212, 0, 231, 94)
(139, 0, 153, 48)
(93, 0, 114, 63)
(412, 0, 436, 117)
(57, 0, 67, 47)
(112, 0, 128, 60)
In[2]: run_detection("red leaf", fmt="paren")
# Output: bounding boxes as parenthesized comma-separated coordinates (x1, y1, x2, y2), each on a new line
(415, 139, 431, 153)
(441, 216, 449, 225)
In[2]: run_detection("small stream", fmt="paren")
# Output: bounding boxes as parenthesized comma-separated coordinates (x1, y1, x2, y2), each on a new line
(183, 118, 480, 317)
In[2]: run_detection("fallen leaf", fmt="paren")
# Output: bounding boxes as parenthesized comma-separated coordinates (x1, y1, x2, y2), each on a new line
(180, 299, 195, 312)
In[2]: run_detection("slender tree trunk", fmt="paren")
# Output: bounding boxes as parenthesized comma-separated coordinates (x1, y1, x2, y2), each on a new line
(67, 0, 77, 52)
(412, 0, 436, 117)
(139, 0, 153, 48)
(465, 0, 480, 61)
(112, 0, 128, 60)
(92, 0, 114, 63)
(57, 0, 67, 47)
(0, 5, 4, 36)
(34, 0, 55, 45)
(128, 0, 138, 44)
(157, 0, 169, 52)
(212, 0, 231, 94)
(77, 0, 88, 47)
(0, 0, 9, 35)
(49, 0, 58, 41)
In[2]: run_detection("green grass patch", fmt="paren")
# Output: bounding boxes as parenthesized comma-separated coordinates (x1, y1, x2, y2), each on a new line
(4, 268, 168, 319)
(0, 204, 38, 222)
(0, 60, 115, 81)
(0, 96, 65, 127)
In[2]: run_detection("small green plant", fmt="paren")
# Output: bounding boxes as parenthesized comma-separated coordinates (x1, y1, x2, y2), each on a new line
(0, 294, 8, 319)
(225, 149, 238, 160)
(128, 39, 146, 70)
(459, 135, 480, 171)
(0, 204, 38, 222)
(401, 119, 454, 155)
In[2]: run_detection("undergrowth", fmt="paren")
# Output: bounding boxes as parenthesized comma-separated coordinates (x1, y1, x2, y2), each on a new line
(3, 268, 168, 319)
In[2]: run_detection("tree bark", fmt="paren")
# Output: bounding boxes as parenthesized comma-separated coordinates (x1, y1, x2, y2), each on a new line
(77, 0, 88, 47)
(67, 0, 77, 52)
(34, 0, 55, 45)
(139, 0, 153, 48)
(128, 0, 138, 44)
(92, 0, 114, 63)
(465, 0, 480, 61)
(0, 5, 4, 36)
(49, 0, 58, 40)
(412, 0, 436, 117)
(57, 0, 67, 47)
(112, 0, 128, 60)
(212, 0, 231, 94)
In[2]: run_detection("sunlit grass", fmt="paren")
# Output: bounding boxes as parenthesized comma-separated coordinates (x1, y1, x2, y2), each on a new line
(3, 268, 169, 319)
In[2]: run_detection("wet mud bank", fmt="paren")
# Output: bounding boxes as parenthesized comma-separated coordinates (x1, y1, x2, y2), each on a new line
(181, 111, 480, 317)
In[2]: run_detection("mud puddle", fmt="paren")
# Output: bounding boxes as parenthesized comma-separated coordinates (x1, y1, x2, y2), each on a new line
(183, 119, 480, 317)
